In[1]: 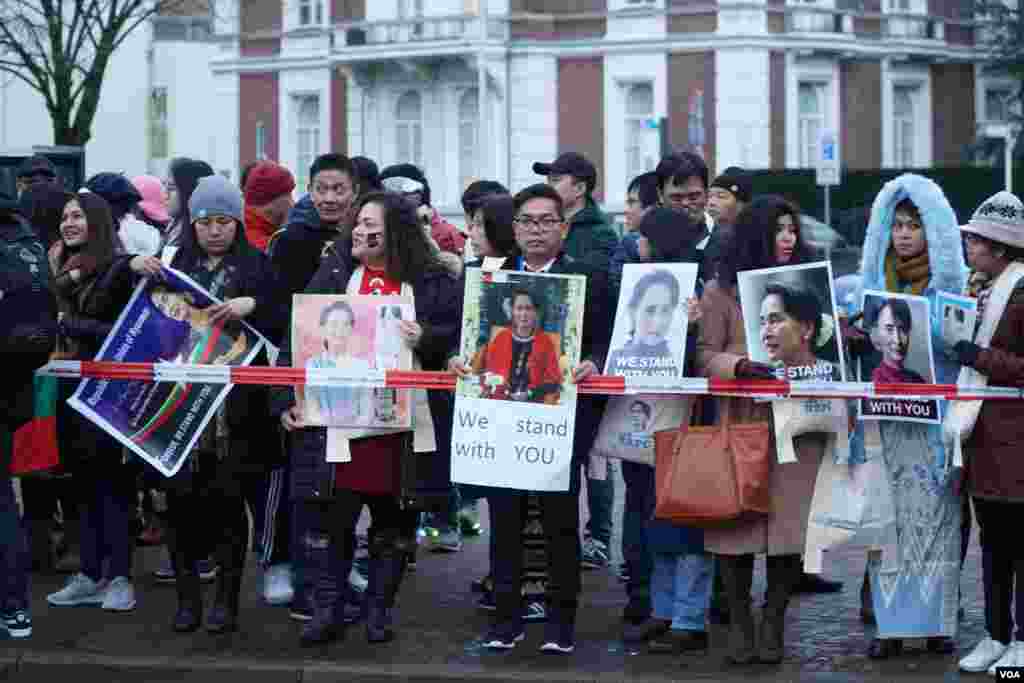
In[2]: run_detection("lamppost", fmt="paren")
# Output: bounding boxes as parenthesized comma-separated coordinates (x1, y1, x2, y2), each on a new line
(988, 122, 1020, 194)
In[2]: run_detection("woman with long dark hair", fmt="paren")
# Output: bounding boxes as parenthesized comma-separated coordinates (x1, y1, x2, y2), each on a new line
(45, 192, 139, 613)
(162, 158, 214, 251)
(275, 191, 460, 646)
(696, 194, 827, 665)
(146, 175, 287, 634)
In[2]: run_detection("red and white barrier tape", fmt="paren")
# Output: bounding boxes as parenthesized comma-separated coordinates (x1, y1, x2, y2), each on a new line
(35, 360, 1024, 401)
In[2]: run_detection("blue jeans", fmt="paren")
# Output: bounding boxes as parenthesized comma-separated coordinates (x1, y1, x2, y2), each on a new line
(652, 552, 714, 631)
(0, 476, 29, 612)
(621, 461, 655, 608)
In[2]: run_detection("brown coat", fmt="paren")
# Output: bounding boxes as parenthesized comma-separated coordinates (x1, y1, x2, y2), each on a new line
(696, 280, 826, 556)
(966, 282, 1024, 503)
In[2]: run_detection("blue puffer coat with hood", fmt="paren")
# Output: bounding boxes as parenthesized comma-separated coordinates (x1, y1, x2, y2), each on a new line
(846, 173, 966, 640)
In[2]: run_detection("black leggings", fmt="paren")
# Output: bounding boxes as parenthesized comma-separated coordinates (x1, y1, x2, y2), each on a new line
(974, 497, 1024, 644)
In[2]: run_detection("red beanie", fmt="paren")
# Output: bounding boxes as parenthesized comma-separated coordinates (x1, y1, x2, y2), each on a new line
(244, 162, 295, 206)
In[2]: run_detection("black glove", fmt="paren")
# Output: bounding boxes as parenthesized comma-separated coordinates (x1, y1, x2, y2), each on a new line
(840, 317, 871, 359)
(953, 340, 982, 368)
(734, 359, 778, 380)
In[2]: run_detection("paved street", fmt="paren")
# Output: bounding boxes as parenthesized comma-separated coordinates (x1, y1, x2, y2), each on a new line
(0, 469, 989, 682)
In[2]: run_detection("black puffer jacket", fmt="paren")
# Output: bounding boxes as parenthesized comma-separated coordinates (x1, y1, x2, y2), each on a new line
(270, 238, 462, 501)
(270, 195, 345, 298)
(0, 211, 57, 473)
(171, 242, 289, 473)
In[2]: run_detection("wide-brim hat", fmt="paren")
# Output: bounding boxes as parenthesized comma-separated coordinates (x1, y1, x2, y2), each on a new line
(960, 191, 1024, 249)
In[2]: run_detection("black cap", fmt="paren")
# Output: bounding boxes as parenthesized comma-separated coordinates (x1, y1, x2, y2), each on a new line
(16, 155, 57, 180)
(710, 166, 753, 203)
(532, 152, 597, 193)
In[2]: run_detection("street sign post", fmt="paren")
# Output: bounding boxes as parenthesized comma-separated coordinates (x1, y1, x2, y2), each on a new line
(816, 130, 839, 227)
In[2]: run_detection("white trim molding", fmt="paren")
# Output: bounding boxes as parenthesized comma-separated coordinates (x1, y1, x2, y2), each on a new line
(881, 58, 932, 168)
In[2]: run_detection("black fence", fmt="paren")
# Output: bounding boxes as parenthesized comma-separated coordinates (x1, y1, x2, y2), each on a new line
(750, 166, 1023, 248)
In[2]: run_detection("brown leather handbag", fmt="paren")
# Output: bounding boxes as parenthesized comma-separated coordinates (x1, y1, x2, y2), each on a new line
(653, 400, 772, 526)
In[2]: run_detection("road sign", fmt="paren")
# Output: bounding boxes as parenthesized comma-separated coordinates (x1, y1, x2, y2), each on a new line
(816, 130, 839, 187)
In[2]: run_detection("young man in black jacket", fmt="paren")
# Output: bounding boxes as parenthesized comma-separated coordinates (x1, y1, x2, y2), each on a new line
(268, 153, 361, 621)
(0, 193, 58, 638)
(450, 183, 612, 654)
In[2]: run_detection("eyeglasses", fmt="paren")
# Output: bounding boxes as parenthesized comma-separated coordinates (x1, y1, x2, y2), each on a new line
(514, 215, 562, 232)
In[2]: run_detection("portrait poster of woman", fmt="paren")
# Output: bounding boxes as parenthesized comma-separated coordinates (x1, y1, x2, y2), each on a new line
(291, 294, 415, 429)
(68, 267, 268, 477)
(605, 263, 698, 380)
(455, 268, 585, 407)
(737, 261, 847, 383)
(858, 290, 940, 424)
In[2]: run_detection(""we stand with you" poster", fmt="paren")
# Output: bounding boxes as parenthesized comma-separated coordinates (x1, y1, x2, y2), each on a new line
(450, 268, 586, 492)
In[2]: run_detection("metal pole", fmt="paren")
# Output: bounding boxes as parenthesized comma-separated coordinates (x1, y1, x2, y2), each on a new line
(1006, 128, 1014, 194)
(477, 0, 489, 182)
(824, 184, 831, 228)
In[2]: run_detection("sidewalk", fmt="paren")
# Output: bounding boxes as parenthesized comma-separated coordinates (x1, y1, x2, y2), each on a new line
(0, 500, 987, 683)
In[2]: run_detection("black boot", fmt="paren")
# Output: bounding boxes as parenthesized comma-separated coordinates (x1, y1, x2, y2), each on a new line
(708, 558, 731, 625)
(760, 555, 801, 664)
(206, 568, 242, 633)
(168, 534, 201, 633)
(366, 538, 407, 644)
(300, 537, 349, 646)
(860, 566, 876, 624)
(718, 554, 755, 665)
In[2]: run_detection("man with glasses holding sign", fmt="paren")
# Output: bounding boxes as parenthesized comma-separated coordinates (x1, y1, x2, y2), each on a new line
(450, 183, 612, 654)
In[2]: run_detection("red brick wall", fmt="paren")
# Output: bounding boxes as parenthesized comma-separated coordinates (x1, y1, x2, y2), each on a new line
(667, 52, 716, 175)
(840, 61, 882, 170)
(240, 0, 282, 56)
(239, 73, 279, 168)
(332, 71, 348, 155)
(932, 63, 976, 166)
(770, 51, 786, 169)
(557, 57, 605, 200)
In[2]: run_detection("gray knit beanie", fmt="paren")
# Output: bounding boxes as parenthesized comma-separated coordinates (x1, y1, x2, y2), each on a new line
(189, 174, 243, 224)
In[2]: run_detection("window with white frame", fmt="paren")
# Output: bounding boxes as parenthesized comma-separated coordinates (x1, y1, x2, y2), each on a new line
(395, 91, 423, 167)
(149, 87, 168, 160)
(625, 82, 657, 181)
(798, 82, 826, 168)
(789, 0, 836, 33)
(985, 87, 1013, 122)
(399, 0, 425, 38)
(893, 85, 917, 167)
(459, 89, 479, 193)
(255, 121, 267, 161)
(688, 89, 705, 152)
(295, 95, 321, 188)
(298, 0, 324, 27)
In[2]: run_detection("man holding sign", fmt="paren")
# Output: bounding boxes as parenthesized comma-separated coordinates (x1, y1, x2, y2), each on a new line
(450, 183, 611, 654)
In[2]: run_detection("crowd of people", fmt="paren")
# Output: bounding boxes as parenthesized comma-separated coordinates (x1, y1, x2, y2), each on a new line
(2, 146, 1024, 675)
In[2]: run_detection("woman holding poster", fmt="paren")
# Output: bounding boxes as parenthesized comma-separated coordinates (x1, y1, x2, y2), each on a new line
(275, 191, 460, 647)
(843, 174, 965, 659)
(697, 196, 826, 666)
(949, 192, 1024, 674)
(149, 176, 287, 635)
(45, 191, 140, 614)
(599, 206, 709, 653)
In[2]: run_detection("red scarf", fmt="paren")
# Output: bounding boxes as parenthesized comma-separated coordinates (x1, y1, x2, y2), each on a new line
(872, 361, 921, 384)
(244, 205, 276, 252)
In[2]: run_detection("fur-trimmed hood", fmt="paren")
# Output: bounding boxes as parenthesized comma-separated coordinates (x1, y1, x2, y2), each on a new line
(858, 173, 966, 299)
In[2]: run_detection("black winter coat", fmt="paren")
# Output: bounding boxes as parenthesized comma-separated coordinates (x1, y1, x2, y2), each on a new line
(0, 214, 57, 473)
(270, 239, 462, 502)
(170, 247, 289, 473)
(270, 196, 345, 298)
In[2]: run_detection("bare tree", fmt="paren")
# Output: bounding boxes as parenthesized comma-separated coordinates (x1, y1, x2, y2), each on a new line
(0, 1, 205, 147)
(970, 0, 1024, 122)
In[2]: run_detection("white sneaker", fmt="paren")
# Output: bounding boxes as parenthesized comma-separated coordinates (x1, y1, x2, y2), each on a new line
(348, 567, 368, 593)
(988, 640, 1024, 676)
(47, 573, 106, 607)
(263, 563, 295, 606)
(100, 577, 136, 612)
(959, 636, 1008, 672)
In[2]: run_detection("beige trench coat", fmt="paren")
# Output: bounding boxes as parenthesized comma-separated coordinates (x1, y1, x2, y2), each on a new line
(696, 280, 825, 556)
